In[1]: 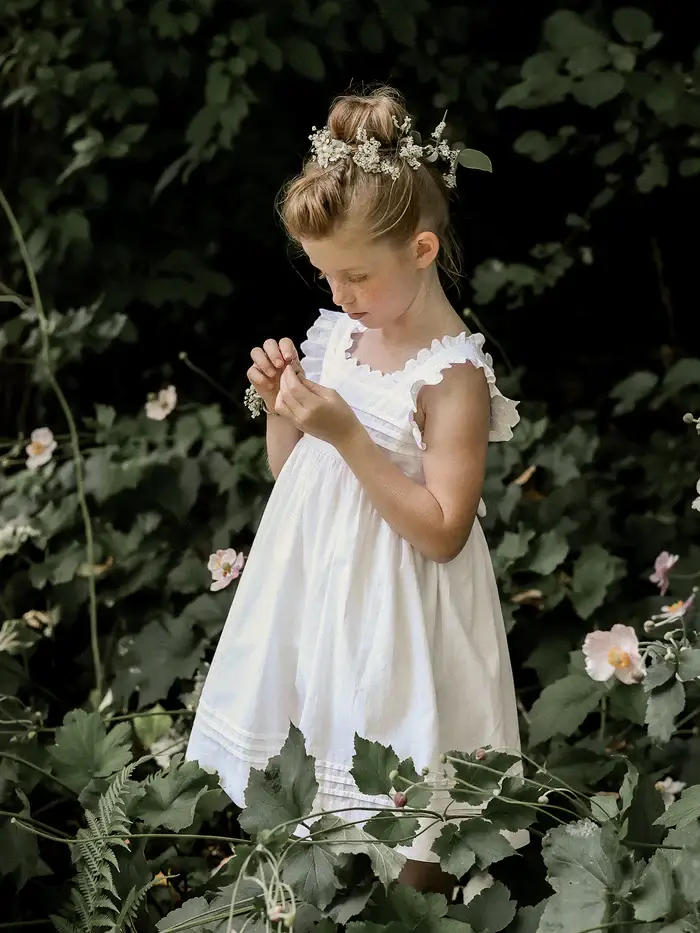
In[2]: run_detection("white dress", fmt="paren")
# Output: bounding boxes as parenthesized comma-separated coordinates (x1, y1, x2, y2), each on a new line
(186, 308, 526, 861)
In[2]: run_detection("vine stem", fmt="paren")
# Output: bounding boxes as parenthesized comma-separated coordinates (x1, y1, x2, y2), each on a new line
(0, 922, 53, 929)
(0, 752, 75, 795)
(0, 187, 102, 698)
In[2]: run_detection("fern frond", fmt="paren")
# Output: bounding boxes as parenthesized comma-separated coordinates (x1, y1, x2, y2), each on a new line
(51, 913, 80, 933)
(113, 879, 157, 933)
(57, 762, 139, 933)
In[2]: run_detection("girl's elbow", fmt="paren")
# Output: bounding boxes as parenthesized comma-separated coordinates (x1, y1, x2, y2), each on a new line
(431, 518, 477, 563)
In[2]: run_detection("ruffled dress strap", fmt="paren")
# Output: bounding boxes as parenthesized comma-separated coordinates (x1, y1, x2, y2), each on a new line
(299, 308, 346, 382)
(405, 332, 520, 451)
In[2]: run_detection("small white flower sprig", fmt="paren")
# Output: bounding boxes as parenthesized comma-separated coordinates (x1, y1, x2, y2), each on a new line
(308, 113, 493, 189)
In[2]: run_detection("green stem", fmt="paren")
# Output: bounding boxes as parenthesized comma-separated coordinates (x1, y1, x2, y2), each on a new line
(623, 839, 683, 851)
(11, 818, 247, 848)
(0, 922, 53, 929)
(179, 352, 238, 404)
(599, 694, 607, 743)
(0, 810, 71, 839)
(108, 708, 194, 724)
(0, 188, 102, 699)
(674, 703, 700, 731)
(0, 752, 74, 795)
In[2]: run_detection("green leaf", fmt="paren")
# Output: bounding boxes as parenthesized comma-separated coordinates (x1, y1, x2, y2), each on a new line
(0, 815, 52, 891)
(364, 812, 419, 847)
(448, 748, 519, 805)
(156, 896, 209, 932)
(282, 842, 340, 910)
(630, 850, 674, 921)
(643, 659, 676, 692)
(571, 544, 625, 619)
(609, 682, 647, 725)
(483, 776, 542, 831)
(463, 880, 516, 933)
(132, 754, 219, 831)
(373, 885, 460, 931)
(538, 821, 621, 933)
(655, 785, 700, 830)
(645, 680, 685, 744)
(132, 704, 174, 750)
(609, 370, 658, 414)
(48, 710, 131, 795)
(351, 735, 399, 796)
(660, 358, 700, 397)
(512, 903, 546, 933)
(680, 157, 700, 177)
(613, 7, 654, 43)
(396, 757, 433, 809)
(573, 71, 625, 107)
(280, 37, 325, 80)
(240, 723, 318, 835)
(528, 529, 569, 575)
(637, 152, 669, 193)
(544, 10, 605, 55)
(677, 649, 700, 682)
(457, 149, 493, 172)
(432, 819, 515, 878)
(589, 793, 619, 821)
(312, 814, 405, 888)
(527, 673, 605, 745)
(621, 765, 664, 847)
(327, 885, 375, 925)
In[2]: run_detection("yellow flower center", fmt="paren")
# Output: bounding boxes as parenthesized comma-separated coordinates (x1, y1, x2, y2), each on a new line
(222, 562, 231, 574)
(608, 647, 632, 669)
(665, 601, 684, 613)
(28, 441, 46, 456)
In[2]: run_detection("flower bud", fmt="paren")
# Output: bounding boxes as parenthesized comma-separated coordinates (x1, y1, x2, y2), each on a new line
(683, 412, 696, 424)
(643, 619, 656, 633)
(394, 792, 408, 808)
(630, 667, 646, 684)
(439, 753, 447, 764)
(664, 649, 675, 661)
(421, 766, 430, 776)
(475, 748, 487, 760)
(537, 794, 549, 804)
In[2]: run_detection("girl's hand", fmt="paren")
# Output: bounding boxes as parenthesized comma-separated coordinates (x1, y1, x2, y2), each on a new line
(276, 365, 362, 447)
(247, 338, 300, 412)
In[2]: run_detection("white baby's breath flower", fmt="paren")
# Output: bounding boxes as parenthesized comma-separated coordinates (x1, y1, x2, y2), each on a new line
(655, 776, 686, 809)
(25, 427, 57, 469)
(208, 548, 245, 592)
(145, 385, 177, 421)
(692, 479, 700, 511)
(583, 624, 645, 685)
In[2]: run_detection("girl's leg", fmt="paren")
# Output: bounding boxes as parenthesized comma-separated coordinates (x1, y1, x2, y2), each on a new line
(398, 859, 456, 895)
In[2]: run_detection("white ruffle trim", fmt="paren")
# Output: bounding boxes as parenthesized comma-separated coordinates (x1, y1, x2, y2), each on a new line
(299, 307, 345, 381)
(406, 332, 520, 451)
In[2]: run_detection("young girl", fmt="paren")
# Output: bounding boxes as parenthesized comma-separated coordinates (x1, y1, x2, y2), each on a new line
(186, 86, 524, 893)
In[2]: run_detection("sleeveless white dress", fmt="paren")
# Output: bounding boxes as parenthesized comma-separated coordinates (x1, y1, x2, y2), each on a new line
(186, 309, 526, 861)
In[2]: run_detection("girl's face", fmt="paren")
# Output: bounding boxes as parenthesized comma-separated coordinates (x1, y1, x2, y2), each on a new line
(300, 227, 435, 328)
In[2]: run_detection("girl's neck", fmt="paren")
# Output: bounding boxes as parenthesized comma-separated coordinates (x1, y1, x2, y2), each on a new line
(378, 267, 462, 346)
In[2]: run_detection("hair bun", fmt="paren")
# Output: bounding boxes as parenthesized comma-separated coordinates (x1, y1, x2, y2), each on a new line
(327, 85, 408, 147)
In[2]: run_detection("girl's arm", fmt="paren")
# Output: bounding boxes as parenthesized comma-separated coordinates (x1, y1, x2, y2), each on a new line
(266, 414, 303, 480)
(335, 364, 491, 562)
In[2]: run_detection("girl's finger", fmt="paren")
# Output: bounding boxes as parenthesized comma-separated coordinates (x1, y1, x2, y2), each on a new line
(263, 338, 285, 369)
(247, 365, 274, 391)
(278, 337, 298, 363)
(250, 346, 277, 379)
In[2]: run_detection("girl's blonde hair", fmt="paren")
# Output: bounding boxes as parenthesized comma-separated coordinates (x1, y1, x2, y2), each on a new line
(278, 85, 462, 280)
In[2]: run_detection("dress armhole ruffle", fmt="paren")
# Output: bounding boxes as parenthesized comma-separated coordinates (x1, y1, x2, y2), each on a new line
(407, 333, 520, 451)
(299, 308, 345, 382)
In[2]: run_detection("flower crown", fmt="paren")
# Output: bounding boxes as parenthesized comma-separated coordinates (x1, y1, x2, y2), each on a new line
(308, 113, 492, 188)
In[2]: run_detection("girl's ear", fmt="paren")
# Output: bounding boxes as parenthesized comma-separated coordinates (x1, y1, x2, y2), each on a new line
(413, 231, 440, 269)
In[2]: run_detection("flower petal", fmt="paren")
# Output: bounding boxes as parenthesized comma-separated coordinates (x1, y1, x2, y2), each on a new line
(582, 631, 615, 681)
